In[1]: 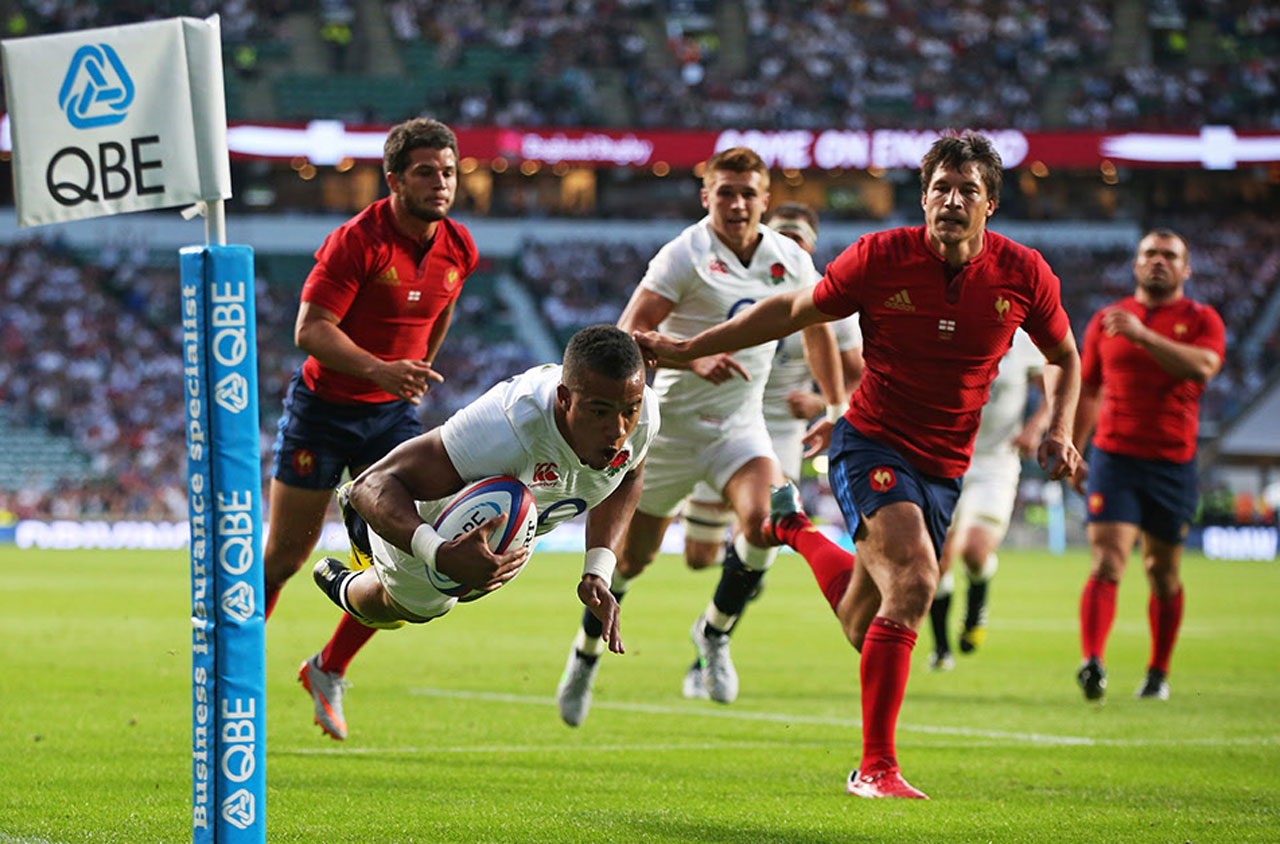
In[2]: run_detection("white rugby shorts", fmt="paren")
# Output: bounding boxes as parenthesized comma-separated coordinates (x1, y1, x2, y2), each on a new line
(951, 451, 1022, 540)
(640, 423, 778, 519)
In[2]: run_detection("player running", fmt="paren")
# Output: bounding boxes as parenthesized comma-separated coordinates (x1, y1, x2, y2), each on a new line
(680, 202, 863, 699)
(634, 132, 1081, 798)
(265, 118, 478, 740)
(928, 329, 1048, 670)
(556, 148, 845, 726)
(313, 324, 657, 641)
(1071, 229, 1224, 702)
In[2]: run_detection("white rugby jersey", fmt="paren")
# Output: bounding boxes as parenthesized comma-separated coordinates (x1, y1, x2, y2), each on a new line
(972, 329, 1044, 455)
(762, 314, 862, 430)
(368, 364, 659, 573)
(641, 216, 820, 436)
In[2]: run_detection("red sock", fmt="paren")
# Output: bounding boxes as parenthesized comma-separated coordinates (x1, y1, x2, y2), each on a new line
(319, 613, 377, 675)
(1148, 589, 1184, 674)
(1079, 577, 1118, 661)
(264, 583, 282, 621)
(859, 616, 916, 774)
(775, 514, 856, 612)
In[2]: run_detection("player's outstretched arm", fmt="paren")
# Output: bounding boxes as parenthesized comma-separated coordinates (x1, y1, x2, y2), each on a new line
(578, 464, 646, 654)
(1037, 333, 1083, 481)
(348, 431, 529, 591)
(296, 301, 443, 403)
(634, 287, 834, 365)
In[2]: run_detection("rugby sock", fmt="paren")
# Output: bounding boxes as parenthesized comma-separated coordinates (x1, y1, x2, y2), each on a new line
(929, 571, 954, 655)
(1148, 589, 1184, 675)
(1079, 577, 1118, 661)
(775, 513, 855, 613)
(964, 553, 997, 629)
(707, 537, 775, 633)
(964, 580, 989, 630)
(319, 613, 378, 676)
(859, 617, 916, 773)
(264, 583, 282, 620)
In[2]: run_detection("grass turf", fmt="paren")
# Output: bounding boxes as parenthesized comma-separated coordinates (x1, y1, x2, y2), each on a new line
(1, 545, 1277, 843)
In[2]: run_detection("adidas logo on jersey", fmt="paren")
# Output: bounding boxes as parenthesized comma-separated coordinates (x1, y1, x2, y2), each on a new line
(885, 290, 915, 311)
(375, 267, 400, 286)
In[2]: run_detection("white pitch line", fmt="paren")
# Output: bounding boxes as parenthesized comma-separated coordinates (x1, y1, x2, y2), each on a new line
(405, 687, 1280, 749)
(0, 834, 70, 844)
(277, 733, 1280, 759)
(281, 739, 833, 756)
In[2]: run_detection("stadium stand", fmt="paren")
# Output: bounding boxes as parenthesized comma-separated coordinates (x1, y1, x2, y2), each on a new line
(0, 240, 536, 519)
(6, 0, 1275, 129)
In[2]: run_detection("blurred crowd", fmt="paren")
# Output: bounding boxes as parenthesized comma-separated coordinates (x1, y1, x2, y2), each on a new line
(6, 0, 1277, 130)
(0, 240, 535, 521)
(385, 0, 1280, 130)
(1, 210, 1276, 522)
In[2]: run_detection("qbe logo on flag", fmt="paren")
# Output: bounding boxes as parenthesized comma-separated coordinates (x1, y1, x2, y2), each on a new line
(59, 44, 134, 128)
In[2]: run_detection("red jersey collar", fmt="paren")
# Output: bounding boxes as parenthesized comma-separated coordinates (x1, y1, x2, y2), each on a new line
(917, 224, 994, 270)
(377, 197, 438, 255)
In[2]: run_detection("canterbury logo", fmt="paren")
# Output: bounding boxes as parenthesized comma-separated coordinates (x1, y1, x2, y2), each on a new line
(884, 290, 915, 311)
(374, 267, 400, 286)
(531, 462, 559, 486)
(994, 296, 1011, 320)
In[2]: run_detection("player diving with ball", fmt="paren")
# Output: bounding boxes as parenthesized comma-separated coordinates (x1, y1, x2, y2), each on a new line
(313, 324, 658, 659)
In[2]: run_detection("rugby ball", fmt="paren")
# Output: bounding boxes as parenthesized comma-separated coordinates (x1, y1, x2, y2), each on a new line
(423, 476, 538, 601)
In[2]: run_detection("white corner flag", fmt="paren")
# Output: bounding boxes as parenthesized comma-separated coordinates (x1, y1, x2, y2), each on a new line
(1, 15, 231, 227)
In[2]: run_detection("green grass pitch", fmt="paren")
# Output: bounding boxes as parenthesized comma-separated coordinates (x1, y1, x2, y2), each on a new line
(1, 544, 1277, 843)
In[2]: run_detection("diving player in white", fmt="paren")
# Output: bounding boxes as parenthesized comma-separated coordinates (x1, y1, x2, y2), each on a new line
(678, 203, 863, 699)
(556, 148, 844, 726)
(927, 328, 1048, 669)
(314, 325, 658, 651)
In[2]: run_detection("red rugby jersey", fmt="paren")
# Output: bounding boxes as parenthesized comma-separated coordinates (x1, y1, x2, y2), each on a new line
(1080, 295, 1225, 462)
(300, 198, 478, 403)
(813, 226, 1070, 478)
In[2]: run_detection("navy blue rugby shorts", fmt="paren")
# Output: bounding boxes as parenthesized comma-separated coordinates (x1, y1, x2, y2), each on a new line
(272, 368, 422, 489)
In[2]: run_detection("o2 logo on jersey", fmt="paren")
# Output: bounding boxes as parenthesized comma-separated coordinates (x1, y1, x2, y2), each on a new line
(869, 467, 896, 492)
(728, 298, 756, 320)
(535, 499, 586, 532)
(537, 498, 587, 532)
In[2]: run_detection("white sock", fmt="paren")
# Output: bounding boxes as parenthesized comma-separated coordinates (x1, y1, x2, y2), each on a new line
(573, 627, 606, 657)
(969, 553, 999, 584)
(704, 601, 735, 633)
(734, 533, 778, 571)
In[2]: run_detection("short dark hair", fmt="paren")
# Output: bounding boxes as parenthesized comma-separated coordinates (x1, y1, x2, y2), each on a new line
(563, 324, 644, 386)
(919, 131, 1003, 203)
(767, 201, 819, 231)
(384, 117, 459, 176)
(1140, 228, 1191, 261)
(703, 146, 769, 189)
